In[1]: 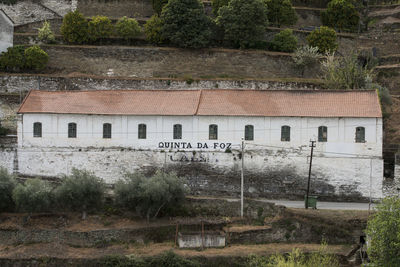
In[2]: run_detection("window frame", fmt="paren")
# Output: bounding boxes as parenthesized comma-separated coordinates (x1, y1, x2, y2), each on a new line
(68, 122, 77, 138)
(138, 124, 147, 139)
(318, 126, 328, 142)
(173, 124, 182, 140)
(281, 125, 291, 142)
(103, 123, 112, 139)
(244, 125, 254, 141)
(33, 122, 42, 138)
(209, 124, 218, 140)
(355, 126, 365, 143)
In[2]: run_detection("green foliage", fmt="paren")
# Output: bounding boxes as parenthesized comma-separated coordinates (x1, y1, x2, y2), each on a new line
(306, 26, 338, 53)
(265, 0, 297, 27)
(12, 179, 54, 213)
(56, 169, 106, 217)
(0, 125, 10, 136)
(150, 251, 200, 267)
(269, 29, 298, 52)
(152, 0, 169, 16)
(321, 0, 360, 32)
(88, 16, 114, 43)
(366, 197, 400, 266)
(321, 53, 372, 89)
(160, 0, 213, 48)
(292, 45, 321, 76)
(38, 21, 56, 44)
(144, 15, 165, 45)
(0, 46, 25, 72)
(216, 0, 268, 48)
(211, 0, 230, 16)
(0, 0, 18, 4)
(60, 10, 89, 44)
(24, 45, 49, 71)
(101, 254, 146, 267)
(0, 168, 16, 212)
(377, 86, 392, 106)
(115, 171, 187, 221)
(116, 16, 141, 40)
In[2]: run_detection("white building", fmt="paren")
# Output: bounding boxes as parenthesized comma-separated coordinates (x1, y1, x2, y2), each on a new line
(16, 89, 383, 200)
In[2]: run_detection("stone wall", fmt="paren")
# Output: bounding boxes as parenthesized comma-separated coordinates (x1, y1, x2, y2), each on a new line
(77, 0, 153, 19)
(0, 137, 17, 174)
(0, 9, 13, 53)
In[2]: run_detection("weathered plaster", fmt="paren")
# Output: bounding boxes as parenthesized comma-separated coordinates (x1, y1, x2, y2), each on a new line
(0, 9, 13, 53)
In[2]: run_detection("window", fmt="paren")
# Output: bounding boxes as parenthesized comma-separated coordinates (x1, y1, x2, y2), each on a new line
(33, 122, 42, 137)
(355, 127, 365, 143)
(68, 123, 77, 138)
(245, 125, 254, 141)
(318, 126, 327, 142)
(103, 123, 112, 139)
(209, 124, 218, 140)
(281, 125, 291, 142)
(173, 124, 182, 139)
(138, 124, 146, 139)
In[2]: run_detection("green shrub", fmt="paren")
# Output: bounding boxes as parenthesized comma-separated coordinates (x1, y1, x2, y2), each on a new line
(24, 45, 49, 71)
(216, 0, 268, 48)
(0, 125, 10, 136)
(60, 10, 89, 44)
(306, 26, 338, 53)
(265, 0, 297, 27)
(152, 0, 169, 16)
(0, 168, 16, 212)
(269, 29, 298, 52)
(366, 197, 400, 266)
(321, 0, 359, 32)
(115, 171, 187, 221)
(38, 20, 56, 44)
(150, 251, 199, 267)
(56, 169, 106, 219)
(88, 15, 114, 43)
(293, 45, 321, 76)
(101, 254, 146, 267)
(144, 15, 165, 45)
(12, 179, 54, 213)
(160, 0, 213, 48)
(115, 16, 141, 40)
(211, 0, 230, 16)
(0, 46, 25, 72)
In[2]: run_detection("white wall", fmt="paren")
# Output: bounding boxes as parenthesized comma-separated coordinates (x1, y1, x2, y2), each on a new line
(0, 10, 13, 54)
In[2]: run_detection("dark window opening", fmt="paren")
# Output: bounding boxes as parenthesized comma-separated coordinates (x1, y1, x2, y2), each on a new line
(173, 124, 182, 139)
(355, 127, 365, 143)
(318, 126, 327, 142)
(33, 122, 42, 137)
(245, 125, 254, 141)
(209, 124, 218, 140)
(281, 125, 291, 142)
(68, 123, 77, 138)
(103, 123, 112, 139)
(138, 124, 146, 139)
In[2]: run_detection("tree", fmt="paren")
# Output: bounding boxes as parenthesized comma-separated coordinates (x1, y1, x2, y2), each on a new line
(366, 197, 400, 266)
(0, 46, 25, 72)
(269, 29, 298, 52)
(60, 10, 89, 44)
(88, 15, 114, 43)
(321, 0, 360, 32)
(56, 169, 106, 219)
(115, 171, 187, 222)
(152, 0, 168, 16)
(115, 16, 141, 40)
(12, 178, 54, 213)
(211, 0, 230, 16)
(24, 45, 49, 71)
(216, 0, 268, 48)
(0, 168, 16, 212)
(265, 0, 297, 27)
(292, 45, 321, 76)
(160, 0, 213, 48)
(144, 15, 165, 45)
(38, 20, 56, 44)
(306, 26, 338, 54)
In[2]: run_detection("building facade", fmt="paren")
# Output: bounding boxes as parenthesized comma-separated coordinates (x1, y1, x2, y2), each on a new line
(16, 89, 383, 200)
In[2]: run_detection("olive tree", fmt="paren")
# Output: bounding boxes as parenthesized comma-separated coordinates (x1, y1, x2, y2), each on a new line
(265, 0, 297, 27)
(269, 29, 298, 52)
(115, 16, 141, 40)
(56, 169, 106, 219)
(60, 10, 89, 44)
(321, 0, 360, 32)
(24, 45, 49, 71)
(88, 15, 114, 43)
(292, 45, 321, 76)
(306, 26, 338, 54)
(216, 0, 268, 48)
(0, 168, 16, 212)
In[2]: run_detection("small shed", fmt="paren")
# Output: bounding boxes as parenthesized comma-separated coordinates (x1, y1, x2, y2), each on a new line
(0, 9, 14, 53)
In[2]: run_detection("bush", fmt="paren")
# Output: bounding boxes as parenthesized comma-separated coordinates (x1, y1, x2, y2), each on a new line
(0, 168, 16, 212)
(152, 0, 169, 16)
(269, 29, 298, 52)
(366, 197, 400, 266)
(38, 20, 56, 44)
(0, 46, 25, 72)
(321, 0, 359, 32)
(24, 45, 49, 71)
(88, 15, 114, 43)
(265, 0, 297, 27)
(0, 125, 10, 136)
(211, 0, 230, 16)
(60, 10, 89, 44)
(306, 26, 338, 54)
(56, 169, 106, 219)
(150, 251, 199, 267)
(144, 15, 165, 45)
(12, 179, 54, 213)
(160, 0, 213, 48)
(292, 45, 321, 76)
(115, 171, 187, 221)
(216, 0, 268, 48)
(115, 16, 141, 40)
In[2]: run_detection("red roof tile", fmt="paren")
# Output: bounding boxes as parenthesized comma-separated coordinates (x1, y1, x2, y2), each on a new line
(18, 89, 382, 118)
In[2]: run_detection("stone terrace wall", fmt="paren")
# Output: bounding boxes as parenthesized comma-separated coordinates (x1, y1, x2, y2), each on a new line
(77, 0, 153, 19)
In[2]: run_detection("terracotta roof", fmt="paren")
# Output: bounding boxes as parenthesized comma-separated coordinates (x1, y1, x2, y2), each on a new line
(18, 89, 382, 118)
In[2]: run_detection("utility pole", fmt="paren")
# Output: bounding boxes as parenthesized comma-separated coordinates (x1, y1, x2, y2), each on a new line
(241, 138, 244, 217)
(305, 140, 316, 209)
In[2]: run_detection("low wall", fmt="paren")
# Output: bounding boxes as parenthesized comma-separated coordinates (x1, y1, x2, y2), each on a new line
(178, 232, 225, 248)
(77, 0, 153, 19)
